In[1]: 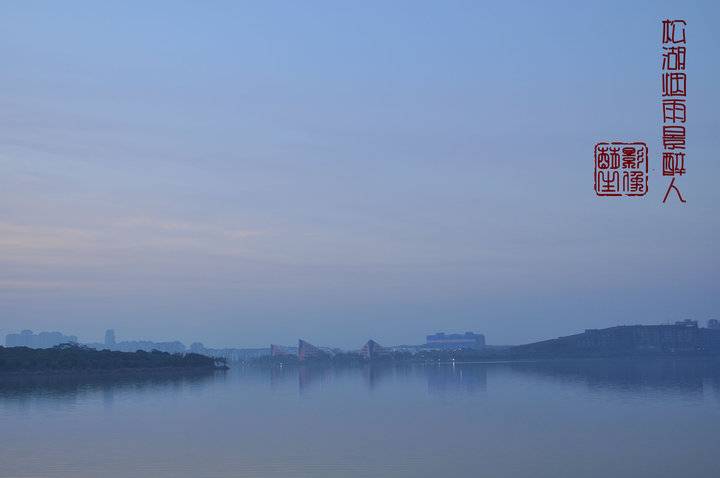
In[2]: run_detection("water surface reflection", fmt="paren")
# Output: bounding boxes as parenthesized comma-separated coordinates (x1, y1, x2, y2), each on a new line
(1, 358, 718, 477)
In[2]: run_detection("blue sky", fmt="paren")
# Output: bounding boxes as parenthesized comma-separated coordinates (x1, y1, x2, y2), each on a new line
(1, 1, 719, 348)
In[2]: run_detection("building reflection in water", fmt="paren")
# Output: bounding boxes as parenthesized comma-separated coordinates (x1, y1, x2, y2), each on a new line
(425, 363, 488, 394)
(298, 365, 331, 393)
(270, 363, 285, 391)
(290, 362, 490, 394)
(274, 357, 720, 399)
(103, 385, 114, 414)
(362, 364, 394, 390)
(288, 363, 401, 392)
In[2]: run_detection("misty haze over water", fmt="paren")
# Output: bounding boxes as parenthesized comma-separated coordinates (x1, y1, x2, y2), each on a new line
(2, 358, 719, 477)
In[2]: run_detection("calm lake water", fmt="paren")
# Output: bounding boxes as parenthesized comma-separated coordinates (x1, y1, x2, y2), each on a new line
(1, 358, 719, 477)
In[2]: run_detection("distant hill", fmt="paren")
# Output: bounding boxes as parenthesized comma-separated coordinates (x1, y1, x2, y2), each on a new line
(510, 325, 720, 357)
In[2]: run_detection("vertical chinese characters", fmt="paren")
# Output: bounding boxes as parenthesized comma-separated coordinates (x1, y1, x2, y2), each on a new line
(662, 20, 687, 203)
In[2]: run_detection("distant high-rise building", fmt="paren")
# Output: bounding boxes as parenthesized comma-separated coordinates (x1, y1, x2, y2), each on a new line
(675, 319, 698, 328)
(426, 331, 485, 350)
(5, 330, 77, 348)
(20, 330, 33, 346)
(708, 319, 720, 330)
(104, 329, 116, 347)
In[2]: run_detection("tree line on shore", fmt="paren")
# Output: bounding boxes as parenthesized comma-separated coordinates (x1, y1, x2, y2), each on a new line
(0, 343, 228, 373)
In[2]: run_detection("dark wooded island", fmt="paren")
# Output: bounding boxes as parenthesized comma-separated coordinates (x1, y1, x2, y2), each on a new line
(0, 343, 228, 373)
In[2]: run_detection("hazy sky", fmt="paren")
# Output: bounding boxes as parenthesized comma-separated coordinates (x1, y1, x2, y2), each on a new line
(1, 0, 719, 349)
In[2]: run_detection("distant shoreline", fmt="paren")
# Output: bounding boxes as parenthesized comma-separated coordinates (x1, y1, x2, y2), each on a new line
(251, 348, 720, 367)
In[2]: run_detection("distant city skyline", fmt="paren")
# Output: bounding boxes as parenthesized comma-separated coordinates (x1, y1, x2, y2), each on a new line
(6, 319, 720, 355)
(2, 1, 719, 349)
